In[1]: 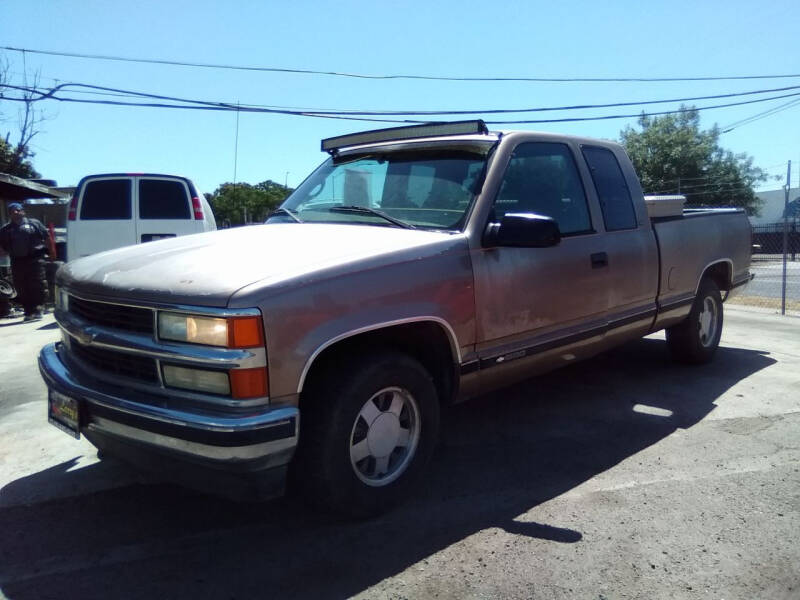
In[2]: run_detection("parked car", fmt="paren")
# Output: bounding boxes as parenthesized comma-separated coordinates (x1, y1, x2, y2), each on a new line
(66, 173, 216, 260)
(41, 121, 752, 516)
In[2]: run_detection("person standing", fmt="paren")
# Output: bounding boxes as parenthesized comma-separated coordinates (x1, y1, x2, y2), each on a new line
(0, 202, 50, 321)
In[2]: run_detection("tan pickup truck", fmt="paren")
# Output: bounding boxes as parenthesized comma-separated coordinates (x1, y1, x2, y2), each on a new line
(40, 121, 752, 516)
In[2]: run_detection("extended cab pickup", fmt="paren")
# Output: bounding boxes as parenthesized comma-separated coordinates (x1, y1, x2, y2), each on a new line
(40, 121, 752, 516)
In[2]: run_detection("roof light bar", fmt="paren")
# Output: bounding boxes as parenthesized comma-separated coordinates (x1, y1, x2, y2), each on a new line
(321, 120, 489, 154)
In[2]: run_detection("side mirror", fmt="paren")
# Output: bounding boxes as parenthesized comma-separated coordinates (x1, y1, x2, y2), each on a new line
(483, 213, 561, 248)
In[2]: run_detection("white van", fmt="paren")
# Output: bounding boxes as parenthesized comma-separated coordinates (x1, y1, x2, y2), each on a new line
(66, 173, 216, 260)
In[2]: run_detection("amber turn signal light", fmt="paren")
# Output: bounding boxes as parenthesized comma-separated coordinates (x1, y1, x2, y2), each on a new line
(230, 367, 269, 399)
(227, 316, 264, 348)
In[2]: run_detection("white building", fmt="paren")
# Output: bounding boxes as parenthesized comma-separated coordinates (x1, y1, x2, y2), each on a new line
(751, 187, 800, 225)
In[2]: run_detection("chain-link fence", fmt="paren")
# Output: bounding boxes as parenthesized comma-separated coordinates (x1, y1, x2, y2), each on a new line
(727, 221, 800, 316)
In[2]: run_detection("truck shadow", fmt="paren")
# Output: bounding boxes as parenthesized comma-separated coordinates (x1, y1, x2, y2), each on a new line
(0, 338, 775, 599)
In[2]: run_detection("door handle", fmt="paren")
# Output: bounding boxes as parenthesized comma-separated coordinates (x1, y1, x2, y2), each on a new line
(591, 252, 608, 269)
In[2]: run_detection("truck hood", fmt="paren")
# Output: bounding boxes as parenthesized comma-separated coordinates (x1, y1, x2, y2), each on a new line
(59, 224, 462, 307)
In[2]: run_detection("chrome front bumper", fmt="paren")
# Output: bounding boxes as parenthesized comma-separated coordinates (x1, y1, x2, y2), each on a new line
(39, 342, 299, 468)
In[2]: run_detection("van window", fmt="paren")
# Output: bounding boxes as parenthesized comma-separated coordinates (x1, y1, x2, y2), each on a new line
(139, 179, 191, 219)
(581, 146, 637, 231)
(80, 180, 132, 220)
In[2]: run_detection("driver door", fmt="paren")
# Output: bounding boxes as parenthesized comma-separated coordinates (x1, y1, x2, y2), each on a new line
(471, 141, 611, 367)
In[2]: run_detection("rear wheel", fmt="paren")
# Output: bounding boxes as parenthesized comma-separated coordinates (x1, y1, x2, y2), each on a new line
(666, 278, 723, 364)
(292, 351, 440, 518)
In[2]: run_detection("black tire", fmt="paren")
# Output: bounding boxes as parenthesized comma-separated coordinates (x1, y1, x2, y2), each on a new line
(292, 351, 440, 518)
(666, 278, 723, 364)
(0, 278, 16, 300)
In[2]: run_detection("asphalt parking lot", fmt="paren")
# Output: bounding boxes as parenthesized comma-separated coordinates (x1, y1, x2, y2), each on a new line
(0, 308, 798, 600)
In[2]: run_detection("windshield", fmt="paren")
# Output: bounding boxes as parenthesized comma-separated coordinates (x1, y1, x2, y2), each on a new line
(270, 145, 492, 230)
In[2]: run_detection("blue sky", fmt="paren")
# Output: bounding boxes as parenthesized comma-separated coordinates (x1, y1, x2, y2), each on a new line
(1, 0, 798, 195)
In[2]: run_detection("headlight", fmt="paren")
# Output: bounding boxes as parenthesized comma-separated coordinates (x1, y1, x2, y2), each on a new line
(157, 312, 264, 348)
(162, 365, 231, 395)
(159, 312, 228, 346)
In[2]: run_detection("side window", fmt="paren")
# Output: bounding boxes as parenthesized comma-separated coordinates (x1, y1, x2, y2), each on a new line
(139, 179, 191, 219)
(493, 142, 592, 235)
(80, 180, 132, 220)
(581, 146, 637, 231)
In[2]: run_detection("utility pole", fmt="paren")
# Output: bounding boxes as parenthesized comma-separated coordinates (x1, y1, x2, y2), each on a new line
(233, 102, 242, 224)
(782, 160, 791, 315)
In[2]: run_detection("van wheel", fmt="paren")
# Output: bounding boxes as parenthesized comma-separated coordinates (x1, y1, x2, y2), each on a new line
(666, 278, 723, 364)
(293, 351, 440, 518)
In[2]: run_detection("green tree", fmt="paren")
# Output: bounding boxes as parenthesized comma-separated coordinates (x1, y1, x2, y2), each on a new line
(620, 106, 770, 215)
(206, 179, 292, 227)
(0, 136, 39, 178)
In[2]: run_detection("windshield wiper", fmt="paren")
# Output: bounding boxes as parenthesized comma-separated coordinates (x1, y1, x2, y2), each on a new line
(328, 205, 416, 229)
(268, 207, 303, 223)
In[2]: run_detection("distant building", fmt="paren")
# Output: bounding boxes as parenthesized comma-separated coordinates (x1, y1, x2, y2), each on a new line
(751, 187, 800, 225)
(0, 173, 70, 225)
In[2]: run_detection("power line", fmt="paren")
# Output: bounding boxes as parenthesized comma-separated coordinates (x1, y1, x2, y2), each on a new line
(3, 83, 800, 128)
(654, 178, 794, 195)
(679, 177, 769, 188)
(3, 45, 800, 83)
(641, 165, 790, 186)
(4, 82, 800, 126)
(652, 175, 725, 185)
(652, 181, 754, 193)
(683, 187, 763, 198)
(724, 99, 800, 130)
(647, 183, 763, 197)
(651, 183, 755, 194)
(650, 182, 764, 195)
(721, 97, 800, 132)
(649, 174, 744, 187)
(13, 69, 800, 126)
(646, 172, 787, 195)
(760, 162, 796, 170)
(5, 81, 800, 117)
(486, 91, 800, 124)
(0, 84, 407, 123)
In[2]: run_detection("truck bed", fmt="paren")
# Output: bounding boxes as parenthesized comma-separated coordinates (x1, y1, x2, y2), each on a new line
(651, 208, 752, 328)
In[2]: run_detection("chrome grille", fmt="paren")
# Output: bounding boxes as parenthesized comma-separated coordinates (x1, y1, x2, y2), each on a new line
(70, 341, 159, 383)
(69, 297, 154, 334)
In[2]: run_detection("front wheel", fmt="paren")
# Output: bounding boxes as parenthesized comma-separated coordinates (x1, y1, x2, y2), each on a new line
(666, 278, 723, 364)
(292, 351, 440, 518)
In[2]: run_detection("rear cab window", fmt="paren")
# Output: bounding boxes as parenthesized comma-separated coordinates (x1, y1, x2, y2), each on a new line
(139, 179, 192, 219)
(581, 146, 638, 231)
(80, 179, 132, 220)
